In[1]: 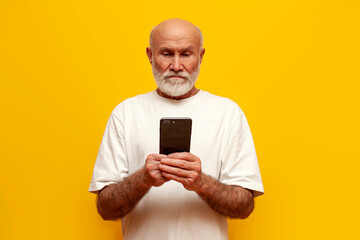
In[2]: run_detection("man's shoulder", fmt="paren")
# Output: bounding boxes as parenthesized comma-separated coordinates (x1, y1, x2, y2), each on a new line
(123, 91, 155, 104)
(203, 91, 236, 104)
(202, 91, 243, 113)
(111, 91, 155, 116)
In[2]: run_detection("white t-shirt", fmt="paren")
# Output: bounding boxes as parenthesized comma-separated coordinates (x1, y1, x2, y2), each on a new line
(89, 90, 264, 240)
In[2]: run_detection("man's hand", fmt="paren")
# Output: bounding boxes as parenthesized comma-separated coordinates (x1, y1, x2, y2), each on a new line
(97, 153, 168, 220)
(159, 152, 203, 191)
(143, 154, 170, 187)
(159, 152, 254, 219)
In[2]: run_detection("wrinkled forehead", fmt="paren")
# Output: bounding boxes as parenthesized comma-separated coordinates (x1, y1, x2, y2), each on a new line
(151, 23, 201, 50)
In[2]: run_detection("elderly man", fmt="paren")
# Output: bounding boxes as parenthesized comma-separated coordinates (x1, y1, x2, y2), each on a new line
(89, 19, 264, 239)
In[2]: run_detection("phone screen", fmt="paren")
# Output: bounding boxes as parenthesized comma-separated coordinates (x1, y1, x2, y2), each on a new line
(159, 118, 192, 155)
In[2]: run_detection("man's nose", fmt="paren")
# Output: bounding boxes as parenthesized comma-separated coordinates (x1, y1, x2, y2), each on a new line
(170, 56, 183, 72)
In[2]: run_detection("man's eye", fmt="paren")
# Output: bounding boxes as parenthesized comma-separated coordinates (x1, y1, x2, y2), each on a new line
(183, 53, 191, 57)
(162, 53, 171, 56)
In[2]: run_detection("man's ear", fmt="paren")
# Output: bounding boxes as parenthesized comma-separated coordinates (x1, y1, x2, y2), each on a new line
(200, 48, 205, 64)
(146, 47, 153, 64)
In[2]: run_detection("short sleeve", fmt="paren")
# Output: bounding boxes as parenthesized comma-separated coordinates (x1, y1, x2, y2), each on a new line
(219, 107, 264, 197)
(88, 105, 129, 193)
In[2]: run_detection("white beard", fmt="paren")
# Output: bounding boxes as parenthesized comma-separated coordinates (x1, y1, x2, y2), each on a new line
(152, 63, 200, 97)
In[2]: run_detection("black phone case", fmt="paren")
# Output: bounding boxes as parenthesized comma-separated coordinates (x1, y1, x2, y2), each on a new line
(160, 118, 192, 155)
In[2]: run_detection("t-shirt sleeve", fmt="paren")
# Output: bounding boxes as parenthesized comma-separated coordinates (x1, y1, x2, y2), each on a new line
(88, 105, 128, 193)
(219, 106, 264, 197)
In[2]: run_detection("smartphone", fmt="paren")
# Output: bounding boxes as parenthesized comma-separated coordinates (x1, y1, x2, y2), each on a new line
(160, 117, 192, 155)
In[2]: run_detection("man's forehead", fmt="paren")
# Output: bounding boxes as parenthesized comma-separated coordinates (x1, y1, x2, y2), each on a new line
(153, 30, 199, 46)
(151, 19, 201, 49)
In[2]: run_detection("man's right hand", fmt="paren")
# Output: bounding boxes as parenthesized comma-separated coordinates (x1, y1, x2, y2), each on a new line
(143, 154, 169, 187)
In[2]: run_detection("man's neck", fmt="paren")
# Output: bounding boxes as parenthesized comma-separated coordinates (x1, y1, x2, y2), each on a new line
(156, 87, 200, 100)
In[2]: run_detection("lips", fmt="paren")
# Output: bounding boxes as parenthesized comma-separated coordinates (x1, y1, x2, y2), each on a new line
(168, 76, 185, 79)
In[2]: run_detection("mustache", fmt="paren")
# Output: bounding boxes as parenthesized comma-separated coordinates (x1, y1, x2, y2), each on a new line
(161, 71, 190, 78)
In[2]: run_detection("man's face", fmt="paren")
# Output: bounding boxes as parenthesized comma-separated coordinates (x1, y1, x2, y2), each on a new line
(147, 22, 205, 97)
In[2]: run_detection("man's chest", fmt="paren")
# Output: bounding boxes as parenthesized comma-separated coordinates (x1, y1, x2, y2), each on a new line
(122, 107, 232, 178)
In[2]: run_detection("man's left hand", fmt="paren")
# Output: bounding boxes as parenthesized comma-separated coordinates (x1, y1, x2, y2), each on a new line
(159, 152, 203, 191)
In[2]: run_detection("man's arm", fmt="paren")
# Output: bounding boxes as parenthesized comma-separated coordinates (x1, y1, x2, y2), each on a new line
(196, 174, 254, 219)
(97, 154, 168, 220)
(159, 152, 254, 219)
(97, 169, 150, 220)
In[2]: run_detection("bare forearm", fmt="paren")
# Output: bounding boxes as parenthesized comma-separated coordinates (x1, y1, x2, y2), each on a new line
(97, 169, 151, 220)
(196, 174, 254, 219)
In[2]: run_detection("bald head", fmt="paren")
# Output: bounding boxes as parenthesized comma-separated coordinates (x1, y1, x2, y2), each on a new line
(149, 19, 203, 50)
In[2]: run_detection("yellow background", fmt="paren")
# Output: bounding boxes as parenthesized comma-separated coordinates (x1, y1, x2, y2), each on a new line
(1, 0, 359, 239)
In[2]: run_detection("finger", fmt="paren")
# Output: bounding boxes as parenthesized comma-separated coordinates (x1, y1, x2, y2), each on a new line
(168, 152, 198, 162)
(161, 172, 188, 185)
(153, 154, 168, 159)
(160, 158, 195, 170)
(145, 158, 163, 172)
(159, 164, 193, 178)
(146, 162, 161, 171)
(161, 175, 170, 182)
(147, 154, 168, 162)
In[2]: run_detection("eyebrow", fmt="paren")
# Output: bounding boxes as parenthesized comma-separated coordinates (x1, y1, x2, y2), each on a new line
(159, 46, 195, 52)
(159, 47, 172, 52)
(183, 46, 195, 52)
